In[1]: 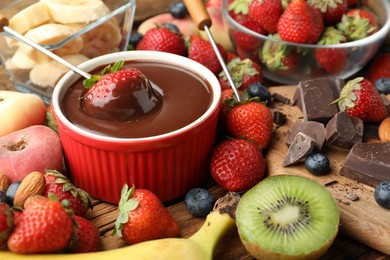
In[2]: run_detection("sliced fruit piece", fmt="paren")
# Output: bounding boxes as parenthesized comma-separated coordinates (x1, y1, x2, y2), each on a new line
(236, 175, 339, 259)
(40, 0, 110, 24)
(8, 2, 51, 34)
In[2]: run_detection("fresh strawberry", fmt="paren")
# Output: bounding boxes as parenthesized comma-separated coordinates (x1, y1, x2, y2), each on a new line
(113, 185, 179, 245)
(226, 100, 274, 149)
(365, 53, 390, 83)
(210, 138, 266, 192)
(11, 207, 23, 226)
(69, 216, 102, 253)
(218, 58, 263, 91)
(0, 202, 13, 249)
(261, 33, 299, 73)
(7, 198, 74, 254)
(242, 0, 282, 34)
(136, 27, 186, 56)
(218, 88, 243, 132)
(308, 0, 348, 25)
(277, 0, 324, 44)
(337, 9, 378, 41)
(187, 35, 228, 75)
(314, 27, 348, 74)
(332, 77, 387, 123)
(43, 170, 92, 217)
(230, 14, 265, 52)
(227, 51, 238, 62)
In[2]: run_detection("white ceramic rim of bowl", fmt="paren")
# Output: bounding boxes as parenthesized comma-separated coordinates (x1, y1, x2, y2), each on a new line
(222, 0, 390, 49)
(51, 51, 222, 143)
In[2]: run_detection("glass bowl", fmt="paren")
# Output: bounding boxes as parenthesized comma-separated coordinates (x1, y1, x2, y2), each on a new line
(0, 0, 136, 104)
(222, 0, 390, 85)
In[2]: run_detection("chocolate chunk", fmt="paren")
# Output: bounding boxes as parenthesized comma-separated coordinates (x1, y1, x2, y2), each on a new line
(294, 77, 344, 123)
(286, 120, 326, 150)
(283, 132, 316, 166)
(339, 142, 390, 187)
(325, 111, 363, 149)
(273, 111, 287, 126)
(272, 93, 290, 105)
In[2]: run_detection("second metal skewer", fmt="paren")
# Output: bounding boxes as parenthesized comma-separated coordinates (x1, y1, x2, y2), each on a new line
(182, 0, 242, 102)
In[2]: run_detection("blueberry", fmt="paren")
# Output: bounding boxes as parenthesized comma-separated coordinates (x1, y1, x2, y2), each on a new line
(169, 2, 188, 19)
(161, 23, 181, 34)
(247, 82, 271, 103)
(374, 182, 390, 209)
(128, 32, 143, 50)
(374, 78, 390, 94)
(6, 181, 21, 206)
(304, 153, 330, 176)
(0, 190, 6, 203)
(185, 188, 215, 218)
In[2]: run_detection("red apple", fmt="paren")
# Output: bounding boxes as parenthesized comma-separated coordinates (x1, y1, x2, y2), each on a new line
(0, 125, 64, 182)
(137, 13, 199, 37)
(0, 91, 46, 137)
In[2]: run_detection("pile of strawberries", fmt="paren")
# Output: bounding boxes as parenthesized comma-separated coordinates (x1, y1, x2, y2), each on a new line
(0, 170, 180, 254)
(0, 170, 100, 254)
(226, 0, 381, 74)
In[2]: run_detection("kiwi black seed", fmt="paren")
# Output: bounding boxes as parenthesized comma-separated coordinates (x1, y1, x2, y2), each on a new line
(236, 175, 339, 260)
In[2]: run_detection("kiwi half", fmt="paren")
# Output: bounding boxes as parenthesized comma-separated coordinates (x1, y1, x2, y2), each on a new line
(236, 175, 339, 260)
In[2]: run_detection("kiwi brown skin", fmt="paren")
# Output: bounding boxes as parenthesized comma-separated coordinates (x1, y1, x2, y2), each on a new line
(236, 174, 340, 260)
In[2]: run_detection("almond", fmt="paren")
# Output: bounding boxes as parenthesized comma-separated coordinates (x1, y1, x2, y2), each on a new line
(13, 171, 45, 208)
(378, 117, 390, 142)
(0, 172, 11, 192)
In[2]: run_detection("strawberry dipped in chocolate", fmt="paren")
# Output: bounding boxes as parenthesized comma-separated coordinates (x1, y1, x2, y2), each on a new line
(82, 61, 162, 122)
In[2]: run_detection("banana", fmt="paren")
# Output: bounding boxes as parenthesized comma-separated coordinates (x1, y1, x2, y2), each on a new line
(18, 23, 84, 62)
(0, 192, 240, 260)
(8, 2, 51, 35)
(29, 54, 89, 88)
(8, 49, 39, 70)
(79, 18, 122, 58)
(40, 0, 110, 24)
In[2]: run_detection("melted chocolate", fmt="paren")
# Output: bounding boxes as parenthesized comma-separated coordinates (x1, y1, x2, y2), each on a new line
(62, 61, 212, 138)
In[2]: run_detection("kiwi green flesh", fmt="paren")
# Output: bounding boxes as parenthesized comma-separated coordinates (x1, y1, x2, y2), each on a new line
(236, 175, 339, 257)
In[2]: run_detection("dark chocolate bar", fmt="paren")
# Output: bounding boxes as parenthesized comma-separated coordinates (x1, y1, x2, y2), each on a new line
(283, 132, 316, 166)
(293, 77, 344, 123)
(286, 120, 326, 150)
(339, 142, 390, 187)
(326, 111, 363, 149)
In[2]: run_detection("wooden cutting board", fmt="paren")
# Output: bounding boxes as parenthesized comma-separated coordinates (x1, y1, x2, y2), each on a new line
(265, 85, 390, 255)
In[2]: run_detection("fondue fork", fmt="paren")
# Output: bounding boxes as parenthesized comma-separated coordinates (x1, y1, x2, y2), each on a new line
(183, 0, 242, 102)
(0, 14, 92, 80)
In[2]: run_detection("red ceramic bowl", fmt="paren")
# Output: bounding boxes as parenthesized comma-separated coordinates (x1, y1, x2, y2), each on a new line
(51, 51, 221, 204)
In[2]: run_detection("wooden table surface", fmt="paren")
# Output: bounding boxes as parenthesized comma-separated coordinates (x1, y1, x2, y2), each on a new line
(0, 0, 389, 258)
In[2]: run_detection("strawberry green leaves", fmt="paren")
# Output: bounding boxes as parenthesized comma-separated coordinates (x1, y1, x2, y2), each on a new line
(83, 60, 125, 89)
(113, 184, 139, 238)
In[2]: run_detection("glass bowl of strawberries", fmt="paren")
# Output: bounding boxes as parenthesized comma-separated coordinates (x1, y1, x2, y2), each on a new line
(222, 0, 390, 85)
